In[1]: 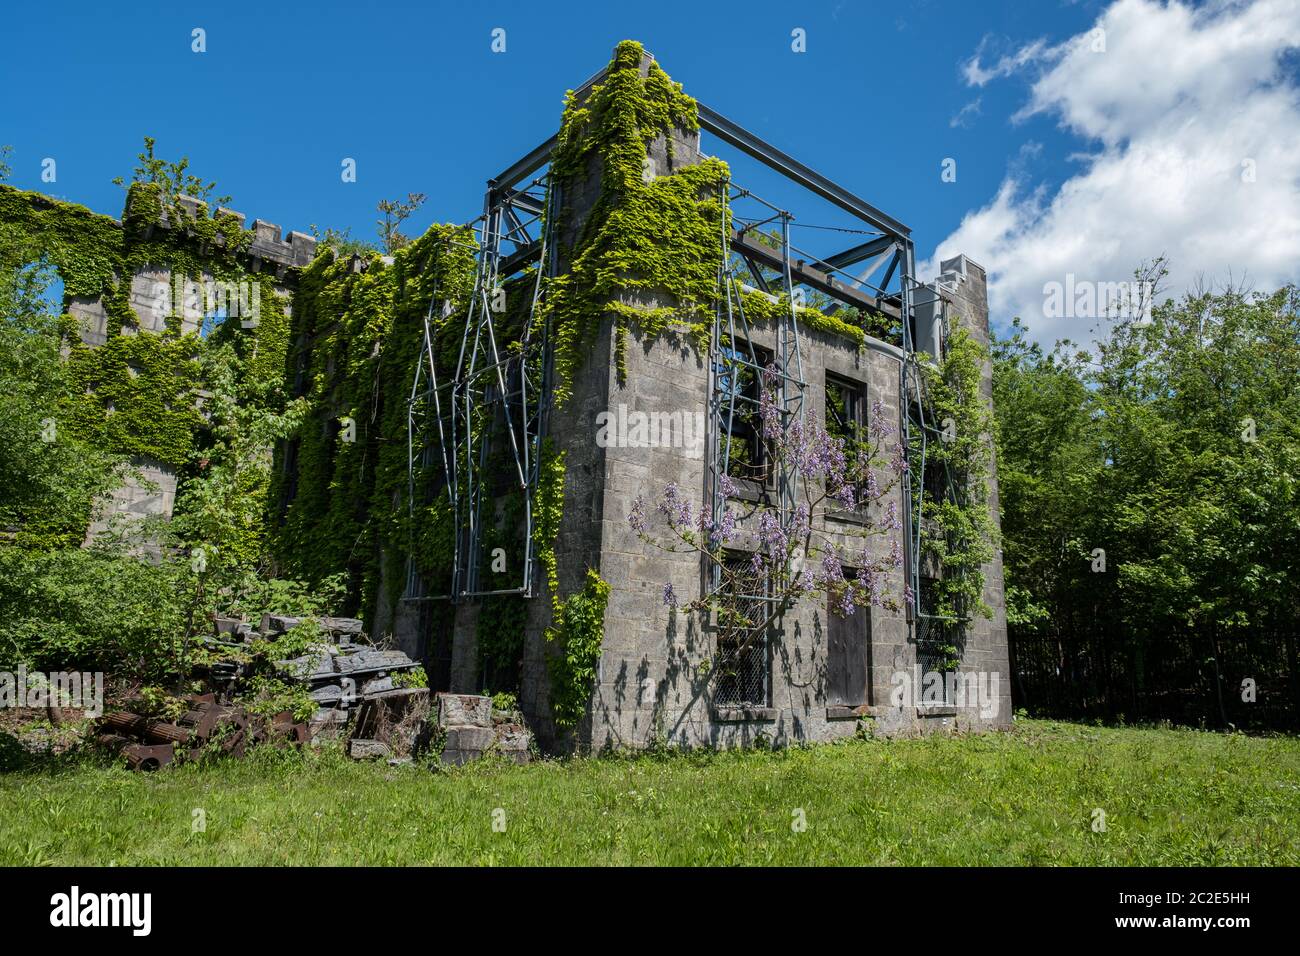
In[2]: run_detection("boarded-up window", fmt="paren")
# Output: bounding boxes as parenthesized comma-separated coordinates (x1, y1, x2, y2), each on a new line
(826, 579, 871, 706)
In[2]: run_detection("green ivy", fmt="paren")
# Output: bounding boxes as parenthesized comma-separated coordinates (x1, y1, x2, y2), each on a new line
(270, 225, 477, 621)
(62, 326, 204, 466)
(0, 182, 288, 467)
(546, 568, 611, 730)
(916, 325, 997, 621)
(543, 40, 729, 402)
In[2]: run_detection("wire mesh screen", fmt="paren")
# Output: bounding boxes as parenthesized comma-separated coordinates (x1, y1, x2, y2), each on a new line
(714, 551, 771, 707)
(915, 614, 962, 704)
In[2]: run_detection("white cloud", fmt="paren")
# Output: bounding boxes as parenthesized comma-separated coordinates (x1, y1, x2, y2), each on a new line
(927, 0, 1300, 346)
(950, 97, 983, 129)
(962, 37, 1051, 87)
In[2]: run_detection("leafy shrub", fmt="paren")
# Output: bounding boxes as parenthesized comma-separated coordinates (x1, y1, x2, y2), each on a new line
(0, 544, 187, 679)
(394, 666, 428, 690)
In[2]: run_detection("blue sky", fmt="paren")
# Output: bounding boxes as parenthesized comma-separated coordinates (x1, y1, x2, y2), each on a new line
(4, 0, 1297, 342)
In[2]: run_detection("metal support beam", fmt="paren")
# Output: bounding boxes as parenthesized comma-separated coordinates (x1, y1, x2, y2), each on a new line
(698, 104, 911, 239)
(498, 240, 542, 278)
(731, 230, 899, 318)
(814, 234, 898, 273)
(488, 139, 555, 200)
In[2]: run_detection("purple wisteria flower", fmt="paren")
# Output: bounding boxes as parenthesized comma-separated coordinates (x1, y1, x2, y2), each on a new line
(869, 399, 893, 439)
(817, 549, 845, 588)
(791, 503, 810, 541)
(658, 481, 693, 528)
(757, 509, 789, 564)
(709, 507, 737, 549)
(629, 364, 913, 627)
(863, 467, 879, 502)
(883, 500, 902, 532)
(889, 442, 909, 476)
(628, 495, 647, 534)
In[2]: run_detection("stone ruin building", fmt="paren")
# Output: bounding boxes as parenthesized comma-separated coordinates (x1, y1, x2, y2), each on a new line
(6, 41, 1010, 752)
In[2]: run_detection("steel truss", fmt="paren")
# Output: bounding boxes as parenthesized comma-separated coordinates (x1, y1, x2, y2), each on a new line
(404, 174, 555, 604)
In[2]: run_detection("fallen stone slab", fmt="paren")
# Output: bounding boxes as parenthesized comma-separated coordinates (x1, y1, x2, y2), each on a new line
(214, 616, 242, 636)
(360, 675, 394, 696)
(348, 738, 391, 760)
(261, 613, 301, 634)
(309, 684, 346, 705)
(275, 652, 335, 680)
(436, 693, 492, 729)
(335, 649, 417, 675)
(318, 616, 364, 636)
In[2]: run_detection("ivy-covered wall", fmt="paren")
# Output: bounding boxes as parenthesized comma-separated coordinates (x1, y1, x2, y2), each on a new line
(0, 183, 298, 470)
(269, 225, 476, 633)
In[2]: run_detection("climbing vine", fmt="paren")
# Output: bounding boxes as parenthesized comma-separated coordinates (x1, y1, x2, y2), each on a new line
(915, 324, 997, 622)
(543, 40, 728, 401)
(0, 181, 284, 466)
(62, 320, 204, 465)
(270, 224, 476, 623)
(546, 569, 612, 730)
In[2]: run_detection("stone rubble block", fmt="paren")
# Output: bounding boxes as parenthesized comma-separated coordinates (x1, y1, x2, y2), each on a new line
(444, 725, 496, 752)
(348, 738, 391, 760)
(492, 724, 532, 765)
(436, 693, 493, 729)
(335, 649, 415, 675)
(261, 613, 301, 634)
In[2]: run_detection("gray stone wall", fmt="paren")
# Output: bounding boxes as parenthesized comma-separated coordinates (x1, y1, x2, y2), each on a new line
(71, 198, 310, 538)
(425, 48, 1010, 749)
(83, 456, 177, 550)
(931, 255, 1012, 732)
(569, 295, 1010, 748)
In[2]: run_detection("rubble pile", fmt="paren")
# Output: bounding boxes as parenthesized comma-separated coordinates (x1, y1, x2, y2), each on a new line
(437, 694, 532, 766)
(96, 694, 307, 770)
(205, 613, 424, 738)
(96, 614, 534, 769)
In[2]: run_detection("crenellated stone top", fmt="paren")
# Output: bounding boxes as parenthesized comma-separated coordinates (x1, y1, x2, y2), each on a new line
(149, 191, 317, 271)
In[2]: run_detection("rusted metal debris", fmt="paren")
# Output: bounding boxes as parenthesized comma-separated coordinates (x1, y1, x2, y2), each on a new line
(95, 696, 307, 771)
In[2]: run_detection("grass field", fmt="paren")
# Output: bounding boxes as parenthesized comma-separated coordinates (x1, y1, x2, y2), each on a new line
(1, 719, 1296, 866)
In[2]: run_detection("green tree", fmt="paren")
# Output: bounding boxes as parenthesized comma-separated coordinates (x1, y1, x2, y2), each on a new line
(376, 193, 426, 254)
(0, 252, 121, 548)
(112, 135, 230, 206)
(994, 273, 1300, 724)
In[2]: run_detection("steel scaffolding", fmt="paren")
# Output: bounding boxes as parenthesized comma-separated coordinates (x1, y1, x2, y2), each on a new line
(404, 57, 953, 640)
(404, 174, 554, 603)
